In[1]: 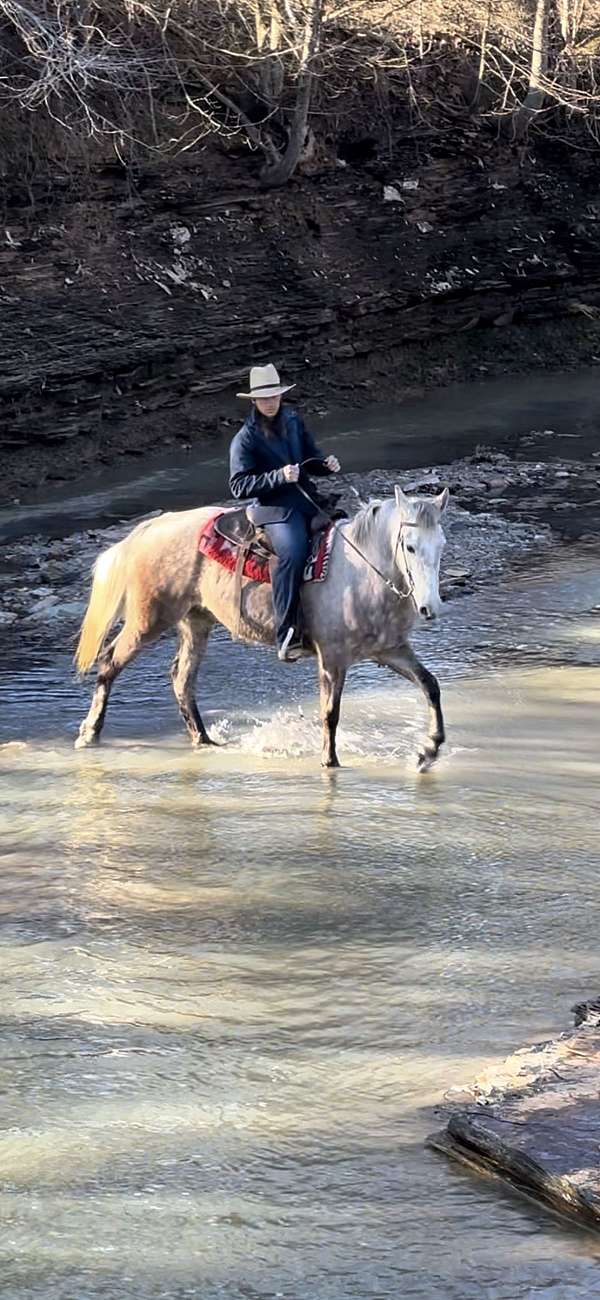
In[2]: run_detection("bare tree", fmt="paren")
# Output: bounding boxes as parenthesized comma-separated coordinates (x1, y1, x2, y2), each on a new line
(3, 0, 600, 191)
(254, 0, 285, 104)
(259, 0, 323, 186)
(471, 0, 493, 108)
(558, 0, 586, 46)
(525, 0, 551, 109)
(511, 0, 551, 133)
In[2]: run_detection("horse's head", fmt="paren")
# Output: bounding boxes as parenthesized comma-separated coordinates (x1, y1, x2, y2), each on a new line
(392, 486, 449, 621)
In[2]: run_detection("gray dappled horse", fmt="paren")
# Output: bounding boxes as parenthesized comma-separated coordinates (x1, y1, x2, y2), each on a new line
(75, 486, 449, 768)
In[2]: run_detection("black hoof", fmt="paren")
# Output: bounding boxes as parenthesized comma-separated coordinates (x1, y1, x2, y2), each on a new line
(417, 745, 441, 772)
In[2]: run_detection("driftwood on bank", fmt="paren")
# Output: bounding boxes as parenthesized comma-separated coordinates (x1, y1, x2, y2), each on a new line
(428, 999, 600, 1231)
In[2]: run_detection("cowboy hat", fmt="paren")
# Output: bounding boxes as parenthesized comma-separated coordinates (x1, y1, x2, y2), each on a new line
(237, 363, 295, 400)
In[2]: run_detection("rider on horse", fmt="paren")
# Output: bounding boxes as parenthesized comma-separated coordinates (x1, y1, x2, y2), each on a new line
(230, 364, 341, 662)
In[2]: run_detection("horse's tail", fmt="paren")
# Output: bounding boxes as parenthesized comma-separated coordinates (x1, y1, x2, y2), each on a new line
(75, 538, 130, 674)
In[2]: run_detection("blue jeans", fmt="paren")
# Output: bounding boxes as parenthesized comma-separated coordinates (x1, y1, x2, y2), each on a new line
(264, 512, 313, 647)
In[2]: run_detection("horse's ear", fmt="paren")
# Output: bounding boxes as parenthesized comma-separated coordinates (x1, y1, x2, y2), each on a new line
(435, 487, 449, 514)
(394, 485, 410, 511)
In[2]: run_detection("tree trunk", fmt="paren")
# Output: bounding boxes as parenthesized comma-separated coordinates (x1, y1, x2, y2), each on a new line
(524, 0, 551, 110)
(254, 0, 267, 50)
(556, 0, 585, 102)
(266, 1, 285, 104)
(260, 0, 322, 188)
(558, 0, 585, 46)
(471, 0, 492, 108)
(511, 0, 551, 135)
(254, 1, 285, 103)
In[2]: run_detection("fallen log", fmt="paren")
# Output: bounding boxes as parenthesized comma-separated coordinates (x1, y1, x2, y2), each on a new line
(427, 999, 600, 1232)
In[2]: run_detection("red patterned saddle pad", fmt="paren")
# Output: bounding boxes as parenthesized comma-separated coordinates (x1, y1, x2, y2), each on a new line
(198, 511, 335, 585)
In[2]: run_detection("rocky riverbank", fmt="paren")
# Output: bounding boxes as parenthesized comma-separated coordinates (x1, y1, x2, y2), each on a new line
(3, 136, 600, 506)
(4, 447, 594, 642)
(7, 422, 600, 655)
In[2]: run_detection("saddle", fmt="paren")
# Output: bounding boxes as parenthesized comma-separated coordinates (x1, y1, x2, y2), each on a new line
(212, 509, 274, 640)
(213, 508, 273, 564)
(215, 489, 345, 547)
(200, 503, 342, 639)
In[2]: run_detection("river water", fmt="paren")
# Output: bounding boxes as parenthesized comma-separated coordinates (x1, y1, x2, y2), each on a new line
(1, 493, 600, 1294)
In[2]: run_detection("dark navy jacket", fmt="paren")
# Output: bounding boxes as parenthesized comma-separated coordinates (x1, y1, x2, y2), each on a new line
(229, 406, 331, 523)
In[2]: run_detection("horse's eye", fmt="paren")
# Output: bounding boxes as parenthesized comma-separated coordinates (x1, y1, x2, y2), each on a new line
(406, 544, 415, 554)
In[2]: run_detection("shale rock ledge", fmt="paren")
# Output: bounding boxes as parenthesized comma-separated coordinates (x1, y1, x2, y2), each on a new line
(428, 999, 600, 1231)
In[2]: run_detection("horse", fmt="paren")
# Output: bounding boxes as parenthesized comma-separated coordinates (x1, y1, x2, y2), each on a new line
(74, 485, 449, 769)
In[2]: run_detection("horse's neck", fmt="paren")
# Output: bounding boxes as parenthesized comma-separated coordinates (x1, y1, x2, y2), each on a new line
(343, 505, 413, 623)
(348, 501, 396, 570)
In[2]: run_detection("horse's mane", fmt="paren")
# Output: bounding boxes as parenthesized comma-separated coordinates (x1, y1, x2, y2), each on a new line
(350, 495, 439, 545)
(350, 500, 385, 546)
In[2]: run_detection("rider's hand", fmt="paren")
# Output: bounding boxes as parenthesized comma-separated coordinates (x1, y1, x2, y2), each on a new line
(282, 463, 300, 482)
(325, 455, 340, 473)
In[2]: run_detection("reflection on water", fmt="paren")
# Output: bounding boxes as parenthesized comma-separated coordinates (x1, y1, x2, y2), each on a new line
(1, 547, 600, 1298)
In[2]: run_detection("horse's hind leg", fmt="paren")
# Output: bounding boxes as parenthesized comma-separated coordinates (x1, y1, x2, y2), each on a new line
(75, 623, 160, 749)
(379, 646, 445, 772)
(170, 612, 215, 748)
(317, 653, 346, 768)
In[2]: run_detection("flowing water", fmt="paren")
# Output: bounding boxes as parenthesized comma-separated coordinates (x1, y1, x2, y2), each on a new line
(1, 516, 600, 1296)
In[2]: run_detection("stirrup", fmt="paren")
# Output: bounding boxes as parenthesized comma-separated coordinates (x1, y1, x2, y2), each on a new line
(278, 627, 303, 662)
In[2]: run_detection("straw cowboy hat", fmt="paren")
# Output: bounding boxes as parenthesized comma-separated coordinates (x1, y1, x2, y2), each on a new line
(237, 363, 295, 400)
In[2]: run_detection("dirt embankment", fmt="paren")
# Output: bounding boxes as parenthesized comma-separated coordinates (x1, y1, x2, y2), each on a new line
(3, 135, 600, 506)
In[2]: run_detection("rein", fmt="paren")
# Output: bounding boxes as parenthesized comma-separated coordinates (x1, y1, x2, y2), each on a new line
(296, 479, 416, 605)
(254, 445, 417, 603)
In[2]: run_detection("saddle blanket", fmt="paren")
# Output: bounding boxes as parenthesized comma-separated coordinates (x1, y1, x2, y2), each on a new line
(198, 511, 335, 585)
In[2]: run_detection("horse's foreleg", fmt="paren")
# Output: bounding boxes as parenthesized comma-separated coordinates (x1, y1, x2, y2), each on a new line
(318, 657, 346, 768)
(75, 624, 158, 749)
(380, 647, 445, 771)
(170, 613, 215, 748)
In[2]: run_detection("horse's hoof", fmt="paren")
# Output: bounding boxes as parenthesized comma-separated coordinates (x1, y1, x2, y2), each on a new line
(74, 731, 98, 750)
(193, 735, 220, 749)
(322, 757, 340, 769)
(417, 749, 437, 773)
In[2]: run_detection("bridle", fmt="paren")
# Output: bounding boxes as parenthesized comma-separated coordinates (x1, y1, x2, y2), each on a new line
(392, 520, 419, 603)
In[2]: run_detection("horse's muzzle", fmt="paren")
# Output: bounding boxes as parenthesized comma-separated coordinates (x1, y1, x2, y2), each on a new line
(419, 605, 438, 622)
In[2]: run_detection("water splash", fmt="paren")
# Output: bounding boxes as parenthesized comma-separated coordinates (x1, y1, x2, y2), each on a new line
(210, 706, 376, 759)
